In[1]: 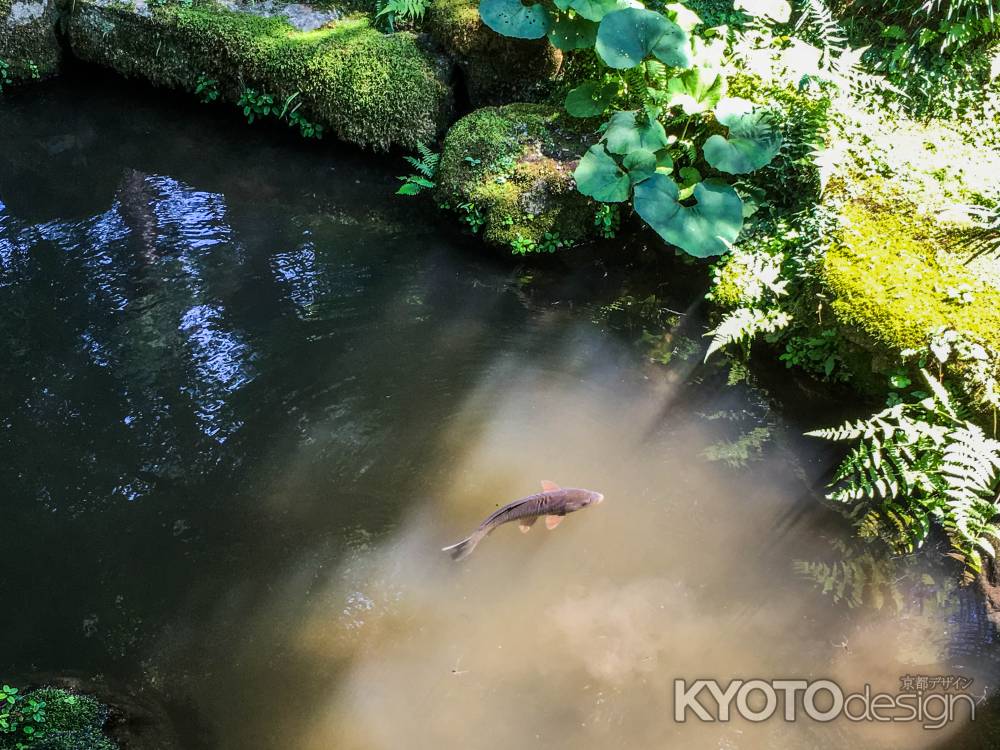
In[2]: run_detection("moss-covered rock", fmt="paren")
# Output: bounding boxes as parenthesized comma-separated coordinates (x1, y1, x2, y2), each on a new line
(0, 0, 61, 83)
(66, 0, 453, 150)
(427, 0, 561, 107)
(822, 200, 1000, 356)
(0, 687, 116, 750)
(436, 103, 599, 252)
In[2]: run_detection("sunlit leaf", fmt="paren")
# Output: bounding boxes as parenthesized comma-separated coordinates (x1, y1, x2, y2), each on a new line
(595, 8, 692, 69)
(480, 0, 551, 39)
(602, 110, 668, 155)
(734, 0, 791, 22)
(633, 174, 743, 256)
(623, 148, 657, 183)
(574, 145, 631, 202)
(703, 97, 782, 174)
(665, 67, 726, 114)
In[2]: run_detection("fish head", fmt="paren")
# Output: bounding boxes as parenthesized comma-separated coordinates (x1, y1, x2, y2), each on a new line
(565, 488, 604, 511)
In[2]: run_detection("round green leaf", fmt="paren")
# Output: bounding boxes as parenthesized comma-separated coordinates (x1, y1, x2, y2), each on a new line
(568, 0, 620, 22)
(565, 80, 617, 117)
(623, 148, 657, 183)
(480, 0, 551, 39)
(574, 145, 631, 202)
(595, 8, 691, 69)
(602, 111, 669, 155)
(702, 98, 782, 174)
(664, 2, 702, 31)
(665, 68, 726, 114)
(633, 174, 743, 257)
(549, 15, 599, 50)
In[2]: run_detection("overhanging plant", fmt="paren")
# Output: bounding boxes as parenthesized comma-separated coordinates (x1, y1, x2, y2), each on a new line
(477, 0, 784, 257)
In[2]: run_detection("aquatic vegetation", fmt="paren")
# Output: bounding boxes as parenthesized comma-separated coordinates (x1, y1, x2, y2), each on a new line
(194, 73, 219, 103)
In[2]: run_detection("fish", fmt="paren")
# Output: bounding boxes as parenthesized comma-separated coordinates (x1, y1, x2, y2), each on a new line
(442, 480, 604, 561)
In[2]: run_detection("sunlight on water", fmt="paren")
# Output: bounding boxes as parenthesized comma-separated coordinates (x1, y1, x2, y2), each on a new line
(0, 78, 996, 750)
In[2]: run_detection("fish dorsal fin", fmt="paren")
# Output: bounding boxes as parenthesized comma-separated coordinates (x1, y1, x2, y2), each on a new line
(545, 515, 564, 530)
(541, 480, 561, 492)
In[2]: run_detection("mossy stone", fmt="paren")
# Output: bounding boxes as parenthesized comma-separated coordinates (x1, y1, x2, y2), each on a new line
(0, 0, 61, 82)
(66, 0, 453, 151)
(436, 103, 598, 251)
(427, 0, 561, 106)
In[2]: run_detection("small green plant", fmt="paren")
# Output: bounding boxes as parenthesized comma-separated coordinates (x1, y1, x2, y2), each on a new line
(780, 329, 850, 382)
(288, 110, 324, 139)
(808, 370, 1000, 582)
(375, 0, 431, 30)
(397, 143, 440, 195)
(194, 74, 219, 104)
(27, 62, 39, 81)
(593, 203, 620, 238)
(0, 60, 12, 93)
(458, 202, 486, 232)
(237, 88, 276, 124)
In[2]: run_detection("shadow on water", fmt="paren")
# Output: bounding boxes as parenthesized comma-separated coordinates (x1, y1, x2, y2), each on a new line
(2, 74, 1000, 749)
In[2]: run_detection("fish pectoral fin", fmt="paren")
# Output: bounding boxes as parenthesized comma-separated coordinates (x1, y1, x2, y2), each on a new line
(540, 480, 562, 492)
(519, 517, 538, 533)
(545, 514, 564, 530)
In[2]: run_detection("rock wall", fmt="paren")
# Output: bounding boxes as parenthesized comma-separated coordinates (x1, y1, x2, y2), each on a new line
(0, 0, 61, 82)
(65, 0, 454, 151)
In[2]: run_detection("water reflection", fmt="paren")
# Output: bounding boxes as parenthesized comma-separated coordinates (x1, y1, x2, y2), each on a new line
(0, 78, 997, 750)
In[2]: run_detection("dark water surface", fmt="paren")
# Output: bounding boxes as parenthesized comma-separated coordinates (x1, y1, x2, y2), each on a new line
(2, 76, 999, 749)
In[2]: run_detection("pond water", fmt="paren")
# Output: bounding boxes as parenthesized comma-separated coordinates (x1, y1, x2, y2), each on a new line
(2, 75, 999, 749)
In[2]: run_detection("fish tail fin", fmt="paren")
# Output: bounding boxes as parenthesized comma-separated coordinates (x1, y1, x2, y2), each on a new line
(442, 529, 485, 561)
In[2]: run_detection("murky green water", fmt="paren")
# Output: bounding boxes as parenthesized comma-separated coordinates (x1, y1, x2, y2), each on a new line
(2, 76, 998, 749)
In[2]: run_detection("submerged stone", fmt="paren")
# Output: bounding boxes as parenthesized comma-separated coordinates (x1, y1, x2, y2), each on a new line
(65, 0, 453, 151)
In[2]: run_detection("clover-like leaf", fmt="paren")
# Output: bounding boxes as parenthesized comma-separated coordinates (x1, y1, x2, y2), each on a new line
(565, 80, 618, 117)
(595, 8, 692, 69)
(602, 111, 669, 155)
(480, 0, 551, 39)
(549, 15, 599, 50)
(633, 174, 743, 257)
(703, 97, 782, 174)
(574, 145, 631, 202)
(665, 67, 726, 114)
(623, 148, 657, 183)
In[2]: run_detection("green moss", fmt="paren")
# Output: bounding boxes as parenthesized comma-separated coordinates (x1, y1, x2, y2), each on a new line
(427, 0, 561, 106)
(436, 103, 596, 250)
(822, 200, 1000, 355)
(0, 0, 61, 82)
(67, 1, 452, 150)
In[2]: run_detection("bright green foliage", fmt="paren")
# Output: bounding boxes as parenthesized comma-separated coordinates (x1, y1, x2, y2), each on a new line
(808, 371, 1000, 582)
(479, 0, 782, 257)
(478, 0, 550, 38)
(194, 73, 219, 103)
(67, 2, 451, 151)
(397, 143, 440, 195)
(702, 97, 782, 175)
(780, 329, 850, 381)
(376, 0, 432, 30)
(237, 88, 276, 124)
(0, 685, 114, 750)
(595, 8, 692, 69)
(634, 175, 744, 257)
